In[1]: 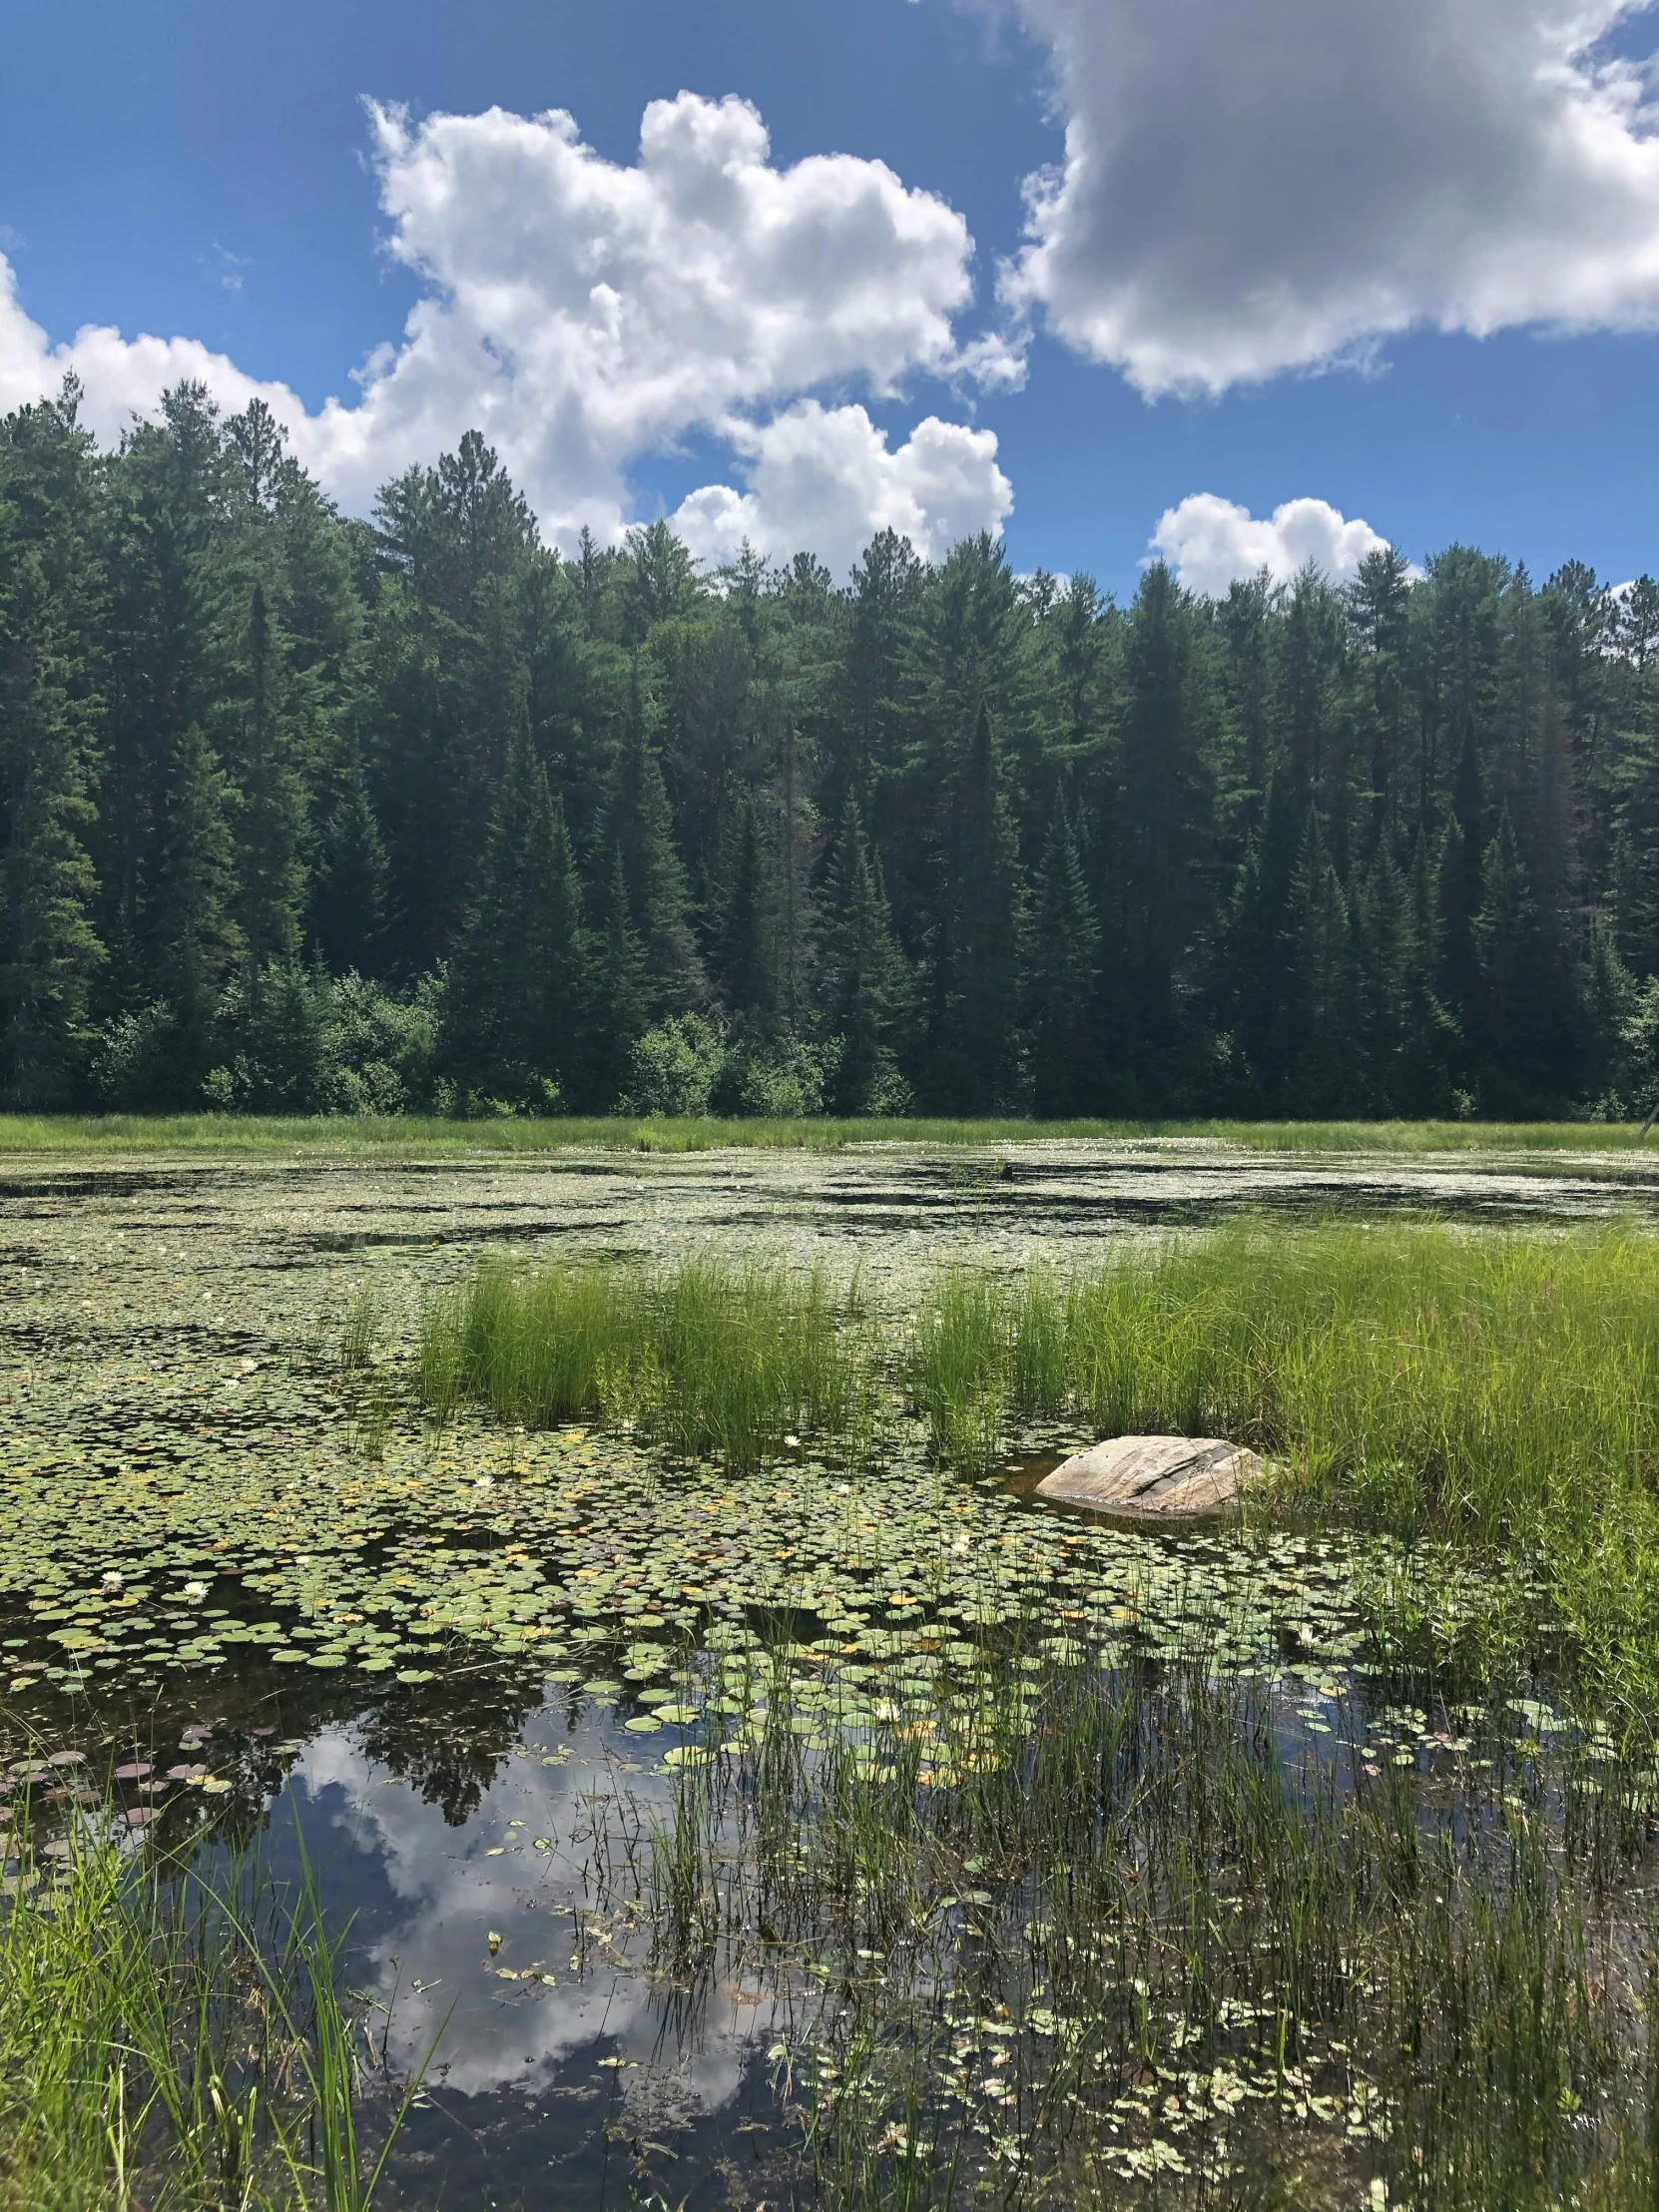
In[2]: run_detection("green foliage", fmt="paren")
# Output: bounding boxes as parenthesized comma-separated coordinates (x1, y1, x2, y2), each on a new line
(92, 968, 439, 1114)
(2, 377, 1658, 1115)
(0, 1811, 432, 2210)
(620, 1011, 728, 1116)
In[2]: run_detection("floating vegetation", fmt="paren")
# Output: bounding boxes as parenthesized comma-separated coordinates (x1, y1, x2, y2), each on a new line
(8, 1159, 1659, 2206)
(618, 1637, 1659, 2208)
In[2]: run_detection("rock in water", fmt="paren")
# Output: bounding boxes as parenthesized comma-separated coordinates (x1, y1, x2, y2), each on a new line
(1035, 1435, 1264, 1517)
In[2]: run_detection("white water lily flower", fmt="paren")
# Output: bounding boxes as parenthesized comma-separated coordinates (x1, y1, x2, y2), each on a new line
(183, 1580, 209, 1601)
(101, 1571, 124, 1592)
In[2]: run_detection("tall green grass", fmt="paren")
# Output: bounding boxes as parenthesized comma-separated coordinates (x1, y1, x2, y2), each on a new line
(909, 1223, 1659, 1705)
(0, 1804, 431, 2210)
(418, 1254, 875, 1468)
(425, 1224, 1659, 1703)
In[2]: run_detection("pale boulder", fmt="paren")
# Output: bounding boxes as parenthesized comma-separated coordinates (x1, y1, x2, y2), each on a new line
(1035, 1434, 1264, 1517)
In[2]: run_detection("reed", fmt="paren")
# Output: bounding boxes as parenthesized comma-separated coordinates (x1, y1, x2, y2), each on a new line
(637, 1633, 1659, 2211)
(418, 1253, 874, 1468)
(0, 1803, 431, 2211)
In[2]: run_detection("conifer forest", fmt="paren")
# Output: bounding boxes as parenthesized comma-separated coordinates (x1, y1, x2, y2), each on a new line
(5, 375, 1658, 1124)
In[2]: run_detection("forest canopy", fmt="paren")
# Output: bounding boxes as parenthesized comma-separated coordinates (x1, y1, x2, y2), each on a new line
(2, 374, 1655, 1121)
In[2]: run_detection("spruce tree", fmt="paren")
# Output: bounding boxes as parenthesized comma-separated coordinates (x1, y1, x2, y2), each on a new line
(923, 701, 1025, 1110)
(591, 846, 650, 1109)
(1474, 806, 1547, 1099)
(714, 791, 773, 1019)
(1223, 774, 1301, 1097)
(818, 792, 910, 1113)
(236, 581, 306, 988)
(1402, 830, 1456, 1109)
(1114, 565, 1212, 1074)
(1287, 810, 1359, 1113)
(610, 685, 704, 1012)
(1358, 841, 1411, 1111)
(1029, 793, 1100, 1116)
(154, 726, 243, 1071)
(448, 738, 589, 1104)
(311, 747, 389, 975)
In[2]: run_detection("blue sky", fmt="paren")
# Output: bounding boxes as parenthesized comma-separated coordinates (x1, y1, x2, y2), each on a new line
(3, 0, 1658, 596)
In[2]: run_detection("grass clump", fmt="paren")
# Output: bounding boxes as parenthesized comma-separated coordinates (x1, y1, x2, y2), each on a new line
(420, 1222, 1659, 1705)
(0, 1804, 430, 2210)
(418, 1254, 873, 1468)
(909, 1222, 1659, 1539)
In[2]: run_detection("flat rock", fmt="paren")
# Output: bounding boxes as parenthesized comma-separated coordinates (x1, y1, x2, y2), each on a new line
(1035, 1434, 1264, 1517)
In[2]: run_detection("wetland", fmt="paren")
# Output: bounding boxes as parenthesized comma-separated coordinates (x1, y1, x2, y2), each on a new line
(8, 1130, 1659, 2210)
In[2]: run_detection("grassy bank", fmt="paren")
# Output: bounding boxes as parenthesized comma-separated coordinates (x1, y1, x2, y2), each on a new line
(0, 1111, 1657, 1157)
(421, 1224, 1659, 1704)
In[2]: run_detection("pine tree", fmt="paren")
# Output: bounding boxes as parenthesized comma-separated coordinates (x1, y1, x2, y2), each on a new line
(1029, 794, 1100, 1116)
(818, 792, 910, 1113)
(0, 388, 105, 1104)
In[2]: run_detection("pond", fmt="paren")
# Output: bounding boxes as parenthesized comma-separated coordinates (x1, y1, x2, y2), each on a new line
(3, 1136, 1658, 2207)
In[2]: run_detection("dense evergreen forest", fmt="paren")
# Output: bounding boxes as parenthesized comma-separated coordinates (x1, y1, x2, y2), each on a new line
(4, 375, 1659, 1119)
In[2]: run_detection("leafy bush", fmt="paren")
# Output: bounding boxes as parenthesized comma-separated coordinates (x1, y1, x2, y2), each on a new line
(91, 967, 442, 1115)
(722, 1031, 833, 1117)
(620, 1013, 728, 1116)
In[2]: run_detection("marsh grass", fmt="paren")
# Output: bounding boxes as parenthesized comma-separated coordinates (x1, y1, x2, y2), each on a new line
(422, 1223, 1659, 1707)
(636, 1634, 1659, 2209)
(3, 1112, 1659, 1157)
(911, 1223, 1659, 1519)
(418, 1254, 877, 1468)
(0, 1799, 432, 2211)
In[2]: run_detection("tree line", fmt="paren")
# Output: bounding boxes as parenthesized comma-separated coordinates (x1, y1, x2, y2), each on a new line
(4, 375, 1658, 1120)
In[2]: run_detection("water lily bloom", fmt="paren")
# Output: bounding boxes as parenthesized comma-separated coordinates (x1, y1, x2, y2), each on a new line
(184, 1580, 209, 1601)
(101, 1571, 124, 1592)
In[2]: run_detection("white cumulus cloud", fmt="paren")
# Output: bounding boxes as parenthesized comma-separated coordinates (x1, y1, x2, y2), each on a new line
(1149, 493, 1396, 595)
(0, 92, 1013, 560)
(1004, 0, 1659, 395)
(672, 400, 1011, 571)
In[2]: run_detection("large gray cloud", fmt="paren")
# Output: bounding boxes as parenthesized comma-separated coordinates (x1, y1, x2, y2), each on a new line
(1002, 0, 1659, 394)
